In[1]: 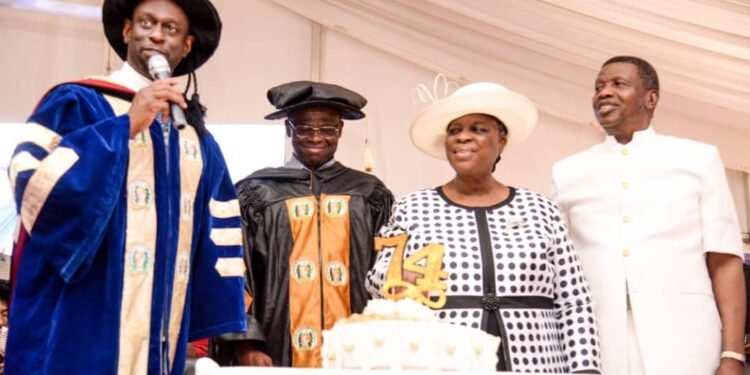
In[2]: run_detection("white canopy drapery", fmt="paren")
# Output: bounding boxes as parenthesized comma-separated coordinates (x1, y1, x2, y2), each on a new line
(270, 0, 750, 171)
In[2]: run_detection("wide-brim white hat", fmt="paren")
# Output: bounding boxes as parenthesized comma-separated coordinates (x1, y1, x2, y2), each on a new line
(410, 82, 538, 160)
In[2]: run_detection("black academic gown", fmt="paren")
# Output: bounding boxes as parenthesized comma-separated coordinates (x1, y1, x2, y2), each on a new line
(214, 162, 393, 367)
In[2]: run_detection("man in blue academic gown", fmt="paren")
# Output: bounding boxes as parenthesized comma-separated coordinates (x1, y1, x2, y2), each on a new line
(5, 1, 246, 374)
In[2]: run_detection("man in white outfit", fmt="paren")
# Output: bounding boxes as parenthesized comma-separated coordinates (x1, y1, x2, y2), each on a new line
(552, 56, 746, 375)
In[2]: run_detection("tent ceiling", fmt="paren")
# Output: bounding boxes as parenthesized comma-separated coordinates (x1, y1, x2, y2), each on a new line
(272, 0, 750, 170)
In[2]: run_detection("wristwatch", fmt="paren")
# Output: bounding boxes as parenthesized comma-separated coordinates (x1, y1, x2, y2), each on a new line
(720, 351, 746, 364)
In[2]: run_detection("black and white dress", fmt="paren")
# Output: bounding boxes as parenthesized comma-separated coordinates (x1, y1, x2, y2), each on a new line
(366, 187, 601, 373)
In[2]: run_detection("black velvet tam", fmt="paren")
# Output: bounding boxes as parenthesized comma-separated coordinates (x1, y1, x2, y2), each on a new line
(264, 81, 367, 120)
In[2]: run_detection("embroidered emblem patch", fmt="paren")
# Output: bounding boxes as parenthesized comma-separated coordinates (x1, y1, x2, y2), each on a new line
(181, 139, 199, 162)
(128, 180, 153, 209)
(291, 201, 314, 219)
(323, 197, 347, 216)
(176, 253, 190, 279)
(326, 261, 347, 285)
(181, 194, 193, 220)
(292, 259, 316, 282)
(126, 245, 152, 273)
(293, 327, 318, 351)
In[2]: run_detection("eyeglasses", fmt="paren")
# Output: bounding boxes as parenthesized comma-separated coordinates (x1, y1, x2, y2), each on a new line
(289, 122, 341, 138)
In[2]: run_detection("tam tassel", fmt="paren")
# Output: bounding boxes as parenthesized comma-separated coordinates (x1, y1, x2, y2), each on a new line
(183, 72, 207, 136)
(363, 140, 375, 172)
(363, 116, 375, 172)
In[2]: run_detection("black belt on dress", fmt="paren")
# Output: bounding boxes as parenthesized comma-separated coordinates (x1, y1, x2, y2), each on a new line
(443, 294, 554, 311)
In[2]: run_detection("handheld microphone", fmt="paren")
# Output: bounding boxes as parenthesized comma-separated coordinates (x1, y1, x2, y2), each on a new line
(147, 54, 187, 129)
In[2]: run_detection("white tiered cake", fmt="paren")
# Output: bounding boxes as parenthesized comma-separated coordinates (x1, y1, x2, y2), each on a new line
(322, 298, 500, 371)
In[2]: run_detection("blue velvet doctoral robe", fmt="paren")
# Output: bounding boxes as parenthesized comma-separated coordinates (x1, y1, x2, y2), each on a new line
(6, 82, 247, 374)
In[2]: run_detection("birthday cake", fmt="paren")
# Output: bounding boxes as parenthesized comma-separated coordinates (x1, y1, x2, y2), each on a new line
(322, 298, 499, 371)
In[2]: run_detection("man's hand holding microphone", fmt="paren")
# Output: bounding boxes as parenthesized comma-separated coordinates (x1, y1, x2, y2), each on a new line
(128, 54, 187, 138)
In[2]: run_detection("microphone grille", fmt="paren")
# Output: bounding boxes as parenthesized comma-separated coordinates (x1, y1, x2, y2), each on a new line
(147, 54, 171, 79)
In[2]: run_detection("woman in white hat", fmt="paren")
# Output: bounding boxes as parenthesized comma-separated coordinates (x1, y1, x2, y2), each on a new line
(366, 83, 601, 373)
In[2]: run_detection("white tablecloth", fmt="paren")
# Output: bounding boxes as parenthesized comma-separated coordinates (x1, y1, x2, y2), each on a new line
(196, 358, 537, 375)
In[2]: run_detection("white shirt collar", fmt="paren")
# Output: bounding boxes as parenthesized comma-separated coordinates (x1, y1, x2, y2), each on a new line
(603, 126, 656, 150)
(108, 62, 152, 92)
(284, 155, 336, 171)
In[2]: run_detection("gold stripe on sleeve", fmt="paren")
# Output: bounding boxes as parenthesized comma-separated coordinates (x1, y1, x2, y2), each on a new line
(9, 151, 40, 191)
(20, 147, 79, 233)
(209, 198, 240, 219)
(209, 227, 243, 247)
(16, 122, 61, 153)
(214, 257, 246, 277)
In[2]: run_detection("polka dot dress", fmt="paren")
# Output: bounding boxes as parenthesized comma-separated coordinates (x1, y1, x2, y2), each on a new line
(366, 187, 601, 373)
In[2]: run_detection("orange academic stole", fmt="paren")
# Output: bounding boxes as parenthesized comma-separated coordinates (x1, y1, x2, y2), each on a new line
(286, 194, 351, 367)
